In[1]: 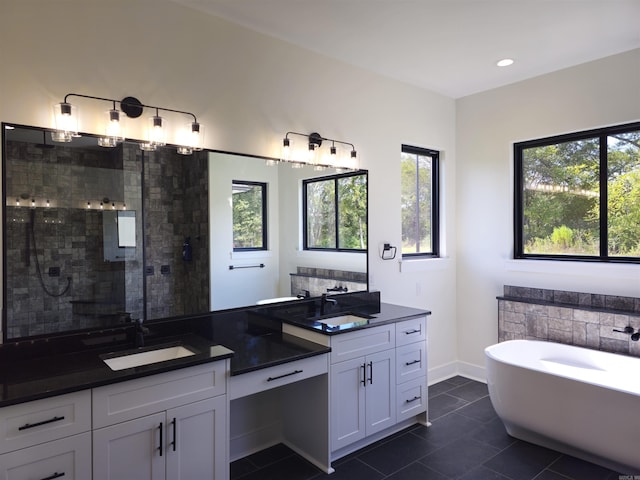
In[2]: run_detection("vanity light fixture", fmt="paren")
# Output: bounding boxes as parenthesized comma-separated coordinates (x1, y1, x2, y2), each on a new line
(52, 101, 78, 142)
(141, 109, 166, 151)
(176, 121, 205, 155)
(281, 131, 358, 170)
(52, 93, 204, 154)
(97, 101, 125, 147)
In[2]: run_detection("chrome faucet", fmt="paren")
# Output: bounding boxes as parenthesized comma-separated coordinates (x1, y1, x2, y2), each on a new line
(320, 293, 338, 316)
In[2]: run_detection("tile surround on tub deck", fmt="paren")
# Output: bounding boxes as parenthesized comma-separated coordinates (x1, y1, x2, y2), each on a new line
(498, 285, 640, 358)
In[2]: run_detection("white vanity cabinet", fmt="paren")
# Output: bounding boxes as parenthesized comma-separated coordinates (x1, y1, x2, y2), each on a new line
(329, 324, 397, 451)
(322, 316, 428, 454)
(0, 390, 92, 480)
(92, 361, 229, 480)
(395, 317, 427, 422)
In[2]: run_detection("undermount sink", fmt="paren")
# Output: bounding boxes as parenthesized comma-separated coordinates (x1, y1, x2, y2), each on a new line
(102, 344, 196, 371)
(317, 313, 371, 328)
(256, 296, 301, 305)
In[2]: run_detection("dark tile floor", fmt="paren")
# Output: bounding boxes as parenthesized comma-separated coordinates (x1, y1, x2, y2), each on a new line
(231, 376, 630, 480)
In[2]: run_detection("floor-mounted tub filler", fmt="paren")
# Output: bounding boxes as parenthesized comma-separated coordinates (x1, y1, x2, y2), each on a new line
(485, 339, 640, 474)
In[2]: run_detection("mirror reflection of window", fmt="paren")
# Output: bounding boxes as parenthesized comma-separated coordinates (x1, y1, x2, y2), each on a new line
(303, 172, 368, 251)
(232, 180, 267, 251)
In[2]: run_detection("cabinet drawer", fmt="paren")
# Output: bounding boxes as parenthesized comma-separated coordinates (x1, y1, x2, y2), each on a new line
(396, 342, 426, 384)
(330, 324, 395, 364)
(396, 376, 427, 422)
(0, 431, 92, 479)
(229, 354, 328, 400)
(93, 360, 227, 428)
(0, 390, 91, 454)
(395, 317, 426, 347)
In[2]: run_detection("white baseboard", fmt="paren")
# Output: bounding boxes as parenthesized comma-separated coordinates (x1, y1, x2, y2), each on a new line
(427, 361, 458, 385)
(457, 361, 486, 383)
(428, 361, 486, 385)
(229, 422, 282, 462)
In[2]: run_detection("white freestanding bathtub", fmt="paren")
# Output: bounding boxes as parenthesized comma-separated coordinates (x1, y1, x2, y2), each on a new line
(485, 339, 640, 473)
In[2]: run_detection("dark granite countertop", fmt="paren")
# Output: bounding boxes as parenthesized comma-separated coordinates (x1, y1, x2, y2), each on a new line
(0, 331, 234, 407)
(0, 311, 330, 408)
(0, 292, 428, 408)
(273, 302, 431, 334)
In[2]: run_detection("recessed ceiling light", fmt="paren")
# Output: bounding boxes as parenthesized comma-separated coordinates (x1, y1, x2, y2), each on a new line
(497, 58, 514, 67)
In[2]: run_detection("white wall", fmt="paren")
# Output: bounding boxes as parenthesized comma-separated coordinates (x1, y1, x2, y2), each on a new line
(0, 0, 458, 373)
(456, 49, 640, 373)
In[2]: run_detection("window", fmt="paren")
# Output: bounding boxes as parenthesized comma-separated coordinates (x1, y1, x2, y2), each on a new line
(401, 145, 439, 257)
(303, 172, 367, 251)
(514, 121, 640, 261)
(232, 180, 267, 250)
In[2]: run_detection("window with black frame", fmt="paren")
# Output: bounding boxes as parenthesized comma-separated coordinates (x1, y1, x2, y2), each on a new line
(514, 121, 640, 261)
(232, 180, 267, 251)
(401, 145, 440, 258)
(303, 171, 367, 251)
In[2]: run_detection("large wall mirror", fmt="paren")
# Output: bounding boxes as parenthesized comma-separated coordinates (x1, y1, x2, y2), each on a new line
(2, 124, 368, 341)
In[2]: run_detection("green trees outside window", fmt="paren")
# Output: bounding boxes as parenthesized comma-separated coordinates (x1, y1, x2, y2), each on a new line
(304, 172, 367, 251)
(401, 145, 439, 257)
(515, 123, 640, 260)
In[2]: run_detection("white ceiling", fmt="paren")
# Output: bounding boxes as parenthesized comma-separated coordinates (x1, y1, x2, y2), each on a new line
(170, 0, 640, 98)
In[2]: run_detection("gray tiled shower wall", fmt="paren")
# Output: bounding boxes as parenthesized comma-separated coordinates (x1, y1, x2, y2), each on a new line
(4, 140, 209, 338)
(498, 285, 640, 357)
(143, 148, 209, 320)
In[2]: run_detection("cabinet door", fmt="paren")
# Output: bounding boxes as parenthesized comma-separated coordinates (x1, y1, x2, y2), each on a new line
(0, 432, 91, 480)
(330, 357, 366, 451)
(365, 349, 396, 436)
(93, 412, 166, 480)
(166, 396, 228, 480)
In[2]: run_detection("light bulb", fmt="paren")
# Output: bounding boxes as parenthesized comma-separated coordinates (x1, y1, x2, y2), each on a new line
(142, 112, 166, 151)
(52, 102, 78, 142)
(99, 107, 125, 147)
